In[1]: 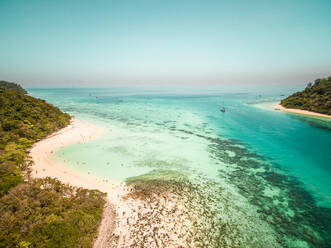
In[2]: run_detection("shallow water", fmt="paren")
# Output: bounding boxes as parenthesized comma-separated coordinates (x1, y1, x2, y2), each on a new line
(29, 87, 331, 247)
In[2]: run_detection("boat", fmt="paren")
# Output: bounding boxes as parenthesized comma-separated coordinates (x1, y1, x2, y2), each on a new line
(220, 107, 226, 112)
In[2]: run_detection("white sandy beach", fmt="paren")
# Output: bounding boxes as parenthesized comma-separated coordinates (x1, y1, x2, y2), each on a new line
(274, 104, 331, 119)
(29, 119, 138, 247)
(29, 119, 203, 247)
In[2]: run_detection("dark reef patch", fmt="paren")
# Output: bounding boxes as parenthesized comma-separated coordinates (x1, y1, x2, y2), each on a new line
(124, 170, 280, 247)
(207, 135, 331, 248)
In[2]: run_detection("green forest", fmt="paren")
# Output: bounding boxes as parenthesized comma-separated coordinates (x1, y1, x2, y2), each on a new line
(281, 76, 331, 115)
(0, 82, 105, 248)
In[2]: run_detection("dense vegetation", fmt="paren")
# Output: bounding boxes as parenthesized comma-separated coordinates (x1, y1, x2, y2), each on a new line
(0, 83, 105, 248)
(0, 178, 105, 248)
(0, 80, 27, 94)
(281, 76, 331, 115)
(0, 86, 70, 197)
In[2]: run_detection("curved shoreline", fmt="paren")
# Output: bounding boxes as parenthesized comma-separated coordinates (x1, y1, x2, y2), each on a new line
(274, 104, 331, 119)
(29, 119, 135, 247)
(29, 119, 110, 190)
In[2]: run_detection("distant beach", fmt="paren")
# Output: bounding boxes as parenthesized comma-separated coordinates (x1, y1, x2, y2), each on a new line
(252, 101, 331, 120)
(274, 104, 331, 119)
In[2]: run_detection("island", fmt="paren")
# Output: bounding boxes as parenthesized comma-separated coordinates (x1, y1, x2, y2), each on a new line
(276, 76, 331, 119)
(0, 81, 106, 248)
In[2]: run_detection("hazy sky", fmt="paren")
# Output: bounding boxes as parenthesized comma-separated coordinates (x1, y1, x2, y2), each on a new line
(0, 0, 330, 87)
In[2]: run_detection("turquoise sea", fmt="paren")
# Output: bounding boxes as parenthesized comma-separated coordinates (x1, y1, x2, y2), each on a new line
(29, 87, 331, 247)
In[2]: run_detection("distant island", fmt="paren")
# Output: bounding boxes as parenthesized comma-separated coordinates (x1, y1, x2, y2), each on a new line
(0, 82, 105, 248)
(280, 76, 331, 115)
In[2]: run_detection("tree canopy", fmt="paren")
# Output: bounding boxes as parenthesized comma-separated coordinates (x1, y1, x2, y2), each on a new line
(281, 76, 331, 115)
(0, 83, 105, 248)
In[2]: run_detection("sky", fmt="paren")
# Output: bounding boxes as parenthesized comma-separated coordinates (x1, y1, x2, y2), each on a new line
(0, 0, 330, 88)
